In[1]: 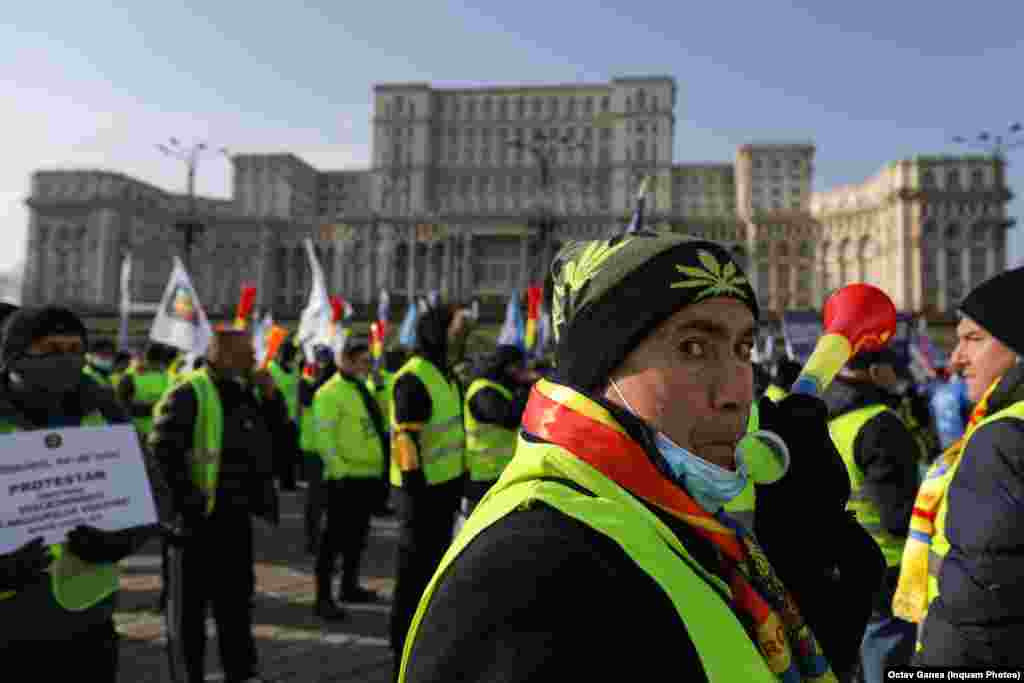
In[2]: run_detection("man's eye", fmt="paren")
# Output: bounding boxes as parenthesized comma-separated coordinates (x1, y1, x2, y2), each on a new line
(680, 340, 706, 357)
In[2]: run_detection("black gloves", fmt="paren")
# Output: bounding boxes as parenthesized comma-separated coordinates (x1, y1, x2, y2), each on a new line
(0, 537, 52, 591)
(66, 525, 141, 565)
(752, 393, 885, 680)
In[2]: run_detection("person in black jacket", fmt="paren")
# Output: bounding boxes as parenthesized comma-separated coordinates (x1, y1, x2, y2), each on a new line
(917, 266, 1024, 668)
(399, 235, 884, 683)
(150, 328, 287, 683)
(0, 306, 162, 680)
(460, 344, 535, 516)
(822, 350, 921, 680)
(389, 304, 469, 674)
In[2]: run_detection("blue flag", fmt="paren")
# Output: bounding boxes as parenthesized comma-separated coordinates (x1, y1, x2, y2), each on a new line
(496, 291, 525, 351)
(625, 177, 650, 234)
(398, 301, 418, 348)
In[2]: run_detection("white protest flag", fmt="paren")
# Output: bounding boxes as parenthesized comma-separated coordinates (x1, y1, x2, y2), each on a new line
(149, 256, 213, 356)
(118, 252, 132, 351)
(252, 311, 273, 362)
(295, 238, 332, 362)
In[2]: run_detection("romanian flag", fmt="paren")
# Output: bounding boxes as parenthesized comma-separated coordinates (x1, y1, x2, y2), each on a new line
(370, 321, 385, 362)
(525, 284, 542, 351)
(233, 284, 257, 330)
(260, 324, 290, 369)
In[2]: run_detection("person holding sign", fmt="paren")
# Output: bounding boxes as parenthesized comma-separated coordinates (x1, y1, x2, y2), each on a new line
(149, 327, 288, 683)
(0, 306, 160, 680)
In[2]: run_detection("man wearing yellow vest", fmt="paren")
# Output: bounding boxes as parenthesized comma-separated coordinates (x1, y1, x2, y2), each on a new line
(821, 348, 922, 680)
(914, 267, 1024, 668)
(299, 343, 338, 555)
(366, 349, 407, 517)
(149, 328, 287, 683)
(311, 338, 389, 619)
(460, 344, 535, 522)
(396, 234, 884, 683)
(268, 340, 301, 491)
(84, 338, 117, 388)
(0, 306, 161, 679)
(116, 343, 172, 441)
(389, 303, 470, 672)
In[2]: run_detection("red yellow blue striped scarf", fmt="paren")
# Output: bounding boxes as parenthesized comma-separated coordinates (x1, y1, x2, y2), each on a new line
(892, 377, 999, 623)
(522, 380, 836, 683)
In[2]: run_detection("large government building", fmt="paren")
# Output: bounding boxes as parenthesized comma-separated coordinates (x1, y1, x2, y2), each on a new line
(22, 76, 1014, 320)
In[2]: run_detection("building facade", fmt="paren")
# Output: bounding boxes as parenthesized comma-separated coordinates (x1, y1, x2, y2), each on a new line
(21, 77, 1015, 320)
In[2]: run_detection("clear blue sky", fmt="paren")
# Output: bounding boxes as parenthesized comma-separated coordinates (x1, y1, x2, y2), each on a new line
(2, 0, 1022, 275)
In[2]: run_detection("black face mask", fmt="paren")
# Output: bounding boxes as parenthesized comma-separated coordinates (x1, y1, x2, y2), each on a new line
(8, 353, 86, 396)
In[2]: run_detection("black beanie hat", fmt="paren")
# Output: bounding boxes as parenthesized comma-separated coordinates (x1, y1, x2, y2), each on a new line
(959, 266, 1024, 357)
(549, 233, 758, 392)
(1, 306, 88, 365)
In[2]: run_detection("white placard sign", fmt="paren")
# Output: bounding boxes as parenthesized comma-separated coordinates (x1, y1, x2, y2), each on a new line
(0, 425, 158, 553)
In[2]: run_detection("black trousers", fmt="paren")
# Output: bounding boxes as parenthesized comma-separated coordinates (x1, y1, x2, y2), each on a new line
(275, 421, 299, 491)
(2, 615, 119, 680)
(304, 454, 326, 548)
(389, 477, 463, 656)
(316, 477, 379, 597)
(166, 506, 258, 683)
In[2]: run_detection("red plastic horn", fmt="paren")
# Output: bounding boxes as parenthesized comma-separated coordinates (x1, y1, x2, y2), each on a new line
(823, 283, 898, 355)
(790, 283, 897, 397)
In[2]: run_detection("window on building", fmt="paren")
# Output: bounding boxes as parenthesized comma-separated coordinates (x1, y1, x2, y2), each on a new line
(483, 97, 492, 118)
(467, 99, 476, 118)
(921, 169, 935, 187)
(533, 97, 542, 115)
(945, 223, 961, 243)
(600, 127, 612, 141)
(636, 89, 646, 110)
(599, 146, 611, 165)
(409, 102, 416, 118)
(636, 140, 646, 162)
(549, 97, 559, 118)
(947, 169, 961, 189)
(499, 98, 508, 119)
(971, 168, 985, 189)
(568, 98, 576, 118)
(626, 96, 632, 112)
(754, 159, 763, 169)
(600, 96, 609, 112)
(517, 97, 525, 117)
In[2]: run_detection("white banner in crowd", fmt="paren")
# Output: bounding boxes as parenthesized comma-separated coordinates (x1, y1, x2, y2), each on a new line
(0, 425, 158, 553)
(149, 256, 213, 356)
(295, 238, 332, 363)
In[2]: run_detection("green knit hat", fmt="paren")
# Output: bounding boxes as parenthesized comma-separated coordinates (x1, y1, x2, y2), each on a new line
(549, 233, 759, 391)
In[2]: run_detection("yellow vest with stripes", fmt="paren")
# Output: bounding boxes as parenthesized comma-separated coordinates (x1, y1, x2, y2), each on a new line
(464, 378, 518, 483)
(828, 404, 907, 567)
(389, 357, 465, 487)
(313, 373, 386, 480)
(399, 437, 776, 683)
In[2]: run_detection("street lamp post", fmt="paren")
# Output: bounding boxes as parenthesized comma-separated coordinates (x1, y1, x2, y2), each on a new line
(156, 139, 229, 273)
(508, 130, 588, 283)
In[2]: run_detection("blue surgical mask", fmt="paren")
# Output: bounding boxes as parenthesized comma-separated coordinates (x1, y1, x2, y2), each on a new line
(610, 378, 750, 513)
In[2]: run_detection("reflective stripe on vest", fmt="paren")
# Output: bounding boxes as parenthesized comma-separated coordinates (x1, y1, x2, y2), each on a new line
(0, 412, 120, 611)
(926, 399, 1024, 603)
(132, 370, 170, 436)
(398, 437, 776, 683)
(82, 365, 110, 387)
(389, 357, 465, 487)
(765, 384, 788, 403)
(313, 374, 385, 480)
(464, 379, 517, 482)
(154, 368, 225, 516)
(828, 403, 907, 567)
